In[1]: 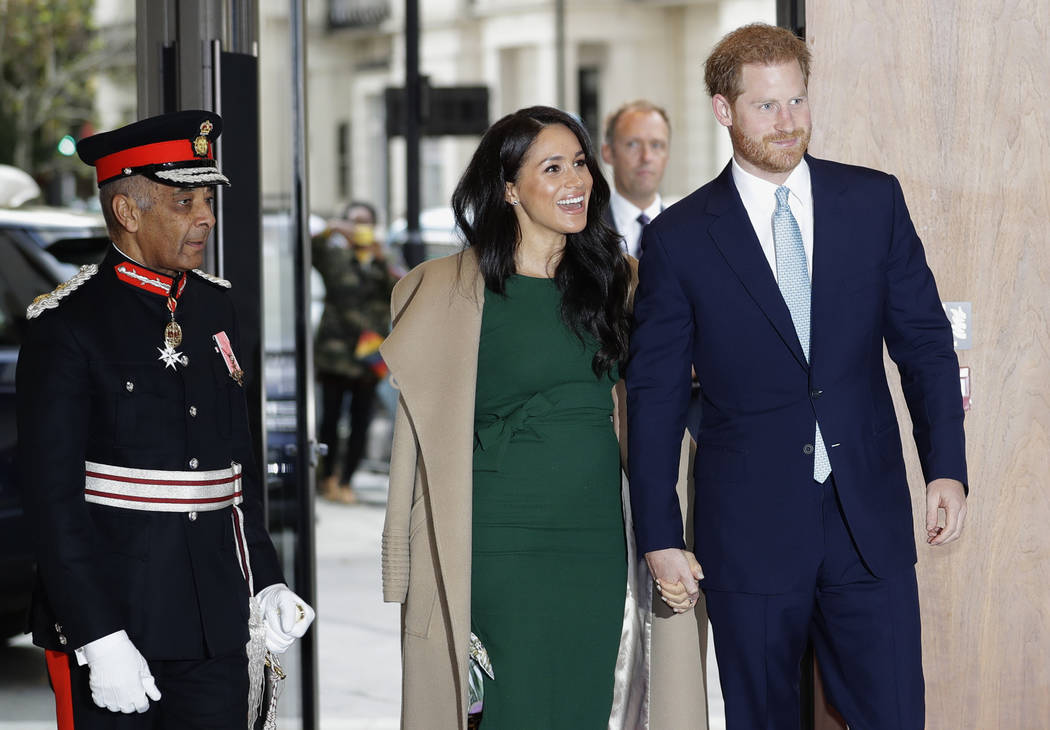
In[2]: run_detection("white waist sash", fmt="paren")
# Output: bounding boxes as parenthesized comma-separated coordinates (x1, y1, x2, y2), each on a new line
(84, 461, 243, 512)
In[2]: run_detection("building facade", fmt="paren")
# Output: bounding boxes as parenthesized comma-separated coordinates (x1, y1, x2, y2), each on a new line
(261, 0, 775, 223)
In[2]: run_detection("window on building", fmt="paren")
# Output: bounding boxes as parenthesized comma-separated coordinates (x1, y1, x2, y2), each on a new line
(578, 66, 602, 145)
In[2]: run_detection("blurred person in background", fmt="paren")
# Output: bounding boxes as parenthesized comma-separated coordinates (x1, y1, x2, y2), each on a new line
(312, 200, 398, 504)
(601, 100, 671, 258)
(379, 106, 702, 730)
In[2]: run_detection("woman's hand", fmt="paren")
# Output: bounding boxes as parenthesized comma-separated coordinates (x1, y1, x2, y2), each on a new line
(651, 550, 703, 614)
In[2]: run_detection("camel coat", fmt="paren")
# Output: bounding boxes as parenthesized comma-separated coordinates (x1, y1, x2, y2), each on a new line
(381, 249, 705, 729)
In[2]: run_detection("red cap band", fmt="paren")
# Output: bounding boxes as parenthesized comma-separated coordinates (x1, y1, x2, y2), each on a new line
(94, 139, 213, 185)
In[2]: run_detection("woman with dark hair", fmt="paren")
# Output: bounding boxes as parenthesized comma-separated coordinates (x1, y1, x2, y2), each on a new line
(379, 107, 695, 728)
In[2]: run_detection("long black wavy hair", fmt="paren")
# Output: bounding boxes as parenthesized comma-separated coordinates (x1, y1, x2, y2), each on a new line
(452, 106, 631, 378)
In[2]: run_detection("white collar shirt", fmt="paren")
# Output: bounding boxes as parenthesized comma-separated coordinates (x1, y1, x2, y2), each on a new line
(609, 189, 664, 258)
(731, 157, 814, 281)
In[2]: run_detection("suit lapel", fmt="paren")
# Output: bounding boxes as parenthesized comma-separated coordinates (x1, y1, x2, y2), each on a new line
(707, 163, 809, 369)
(808, 156, 850, 372)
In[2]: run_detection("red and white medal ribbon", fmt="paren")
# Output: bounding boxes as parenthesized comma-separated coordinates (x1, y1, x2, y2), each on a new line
(213, 330, 245, 386)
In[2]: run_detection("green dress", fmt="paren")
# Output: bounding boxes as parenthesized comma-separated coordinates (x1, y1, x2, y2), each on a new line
(471, 275, 627, 729)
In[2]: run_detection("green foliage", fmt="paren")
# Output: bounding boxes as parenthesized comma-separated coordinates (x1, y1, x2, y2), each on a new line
(0, 0, 102, 174)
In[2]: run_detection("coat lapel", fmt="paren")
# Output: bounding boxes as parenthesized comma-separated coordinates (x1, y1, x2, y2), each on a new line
(706, 163, 809, 369)
(380, 250, 483, 690)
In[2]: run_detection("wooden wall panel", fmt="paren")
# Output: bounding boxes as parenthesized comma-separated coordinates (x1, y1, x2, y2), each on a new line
(806, 1, 1050, 727)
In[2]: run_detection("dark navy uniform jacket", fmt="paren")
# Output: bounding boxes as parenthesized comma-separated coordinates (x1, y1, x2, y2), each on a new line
(16, 245, 283, 660)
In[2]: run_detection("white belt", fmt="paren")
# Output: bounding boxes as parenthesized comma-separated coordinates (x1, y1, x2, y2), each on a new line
(84, 461, 243, 512)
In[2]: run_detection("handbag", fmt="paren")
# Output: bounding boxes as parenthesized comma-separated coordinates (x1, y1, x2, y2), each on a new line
(467, 632, 494, 728)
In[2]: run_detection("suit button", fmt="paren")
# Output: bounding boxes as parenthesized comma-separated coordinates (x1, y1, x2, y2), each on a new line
(810, 389, 823, 399)
(58, 634, 68, 646)
(54, 623, 63, 633)
(188, 511, 198, 522)
(189, 458, 199, 469)
(125, 380, 135, 392)
(802, 443, 815, 455)
(189, 406, 198, 417)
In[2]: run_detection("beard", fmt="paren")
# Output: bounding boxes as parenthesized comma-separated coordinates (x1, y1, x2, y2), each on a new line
(730, 124, 811, 174)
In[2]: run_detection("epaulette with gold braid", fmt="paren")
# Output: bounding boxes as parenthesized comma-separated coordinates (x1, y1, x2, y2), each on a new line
(26, 264, 99, 319)
(191, 268, 232, 289)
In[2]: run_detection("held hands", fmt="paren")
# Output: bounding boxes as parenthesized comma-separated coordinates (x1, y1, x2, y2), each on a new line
(646, 548, 704, 614)
(926, 478, 967, 545)
(255, 583, 316, 654)
(82, 630, 161, 713)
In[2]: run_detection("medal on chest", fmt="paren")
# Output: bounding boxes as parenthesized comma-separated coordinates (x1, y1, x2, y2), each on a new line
(158, 291, 188, 369)
(114, 261, 189, 369)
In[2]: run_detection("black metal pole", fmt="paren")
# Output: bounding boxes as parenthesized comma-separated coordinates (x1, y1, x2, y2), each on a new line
(289, 0, 319, 727)
(403, 0, 424, 268)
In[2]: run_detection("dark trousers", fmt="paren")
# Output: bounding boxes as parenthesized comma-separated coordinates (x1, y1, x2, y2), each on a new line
(318, 372, 378, 484)
(45, 649, 248, 729)
(704, 478, 924, 730)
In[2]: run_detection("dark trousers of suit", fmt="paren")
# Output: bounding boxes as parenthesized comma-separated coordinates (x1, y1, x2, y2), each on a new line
(318, 372, 378, 484)
(704, 477, 924, 730)
(44, 648, 248, 729)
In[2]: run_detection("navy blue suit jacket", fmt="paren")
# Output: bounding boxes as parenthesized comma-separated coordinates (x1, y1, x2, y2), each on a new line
(626, 156, 967, 594)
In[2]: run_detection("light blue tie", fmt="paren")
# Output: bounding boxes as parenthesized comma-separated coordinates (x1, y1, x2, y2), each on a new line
(773, 186, 831, 483)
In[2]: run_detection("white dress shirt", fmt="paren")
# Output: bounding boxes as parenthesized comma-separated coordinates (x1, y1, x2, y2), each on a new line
(609, 189, 664, 258)
(731, 157, 813, 281)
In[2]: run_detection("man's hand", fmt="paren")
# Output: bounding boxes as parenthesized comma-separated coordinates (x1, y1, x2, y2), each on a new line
(926, 478, 967, 545)
(82, 630, 161, 713)
(256, 584, 316, 654)
(646, 548, 704, 613)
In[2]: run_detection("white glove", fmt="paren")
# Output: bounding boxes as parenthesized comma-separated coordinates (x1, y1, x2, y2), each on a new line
(255, 583, 315, 654)
(81, 630, 161, 713)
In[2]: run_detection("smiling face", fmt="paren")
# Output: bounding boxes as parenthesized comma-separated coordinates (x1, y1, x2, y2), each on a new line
(712, 60, 811, 184)
(114, 181, 216, 275)
(505, 123, 593, 246)
(601, 109, 670, 209)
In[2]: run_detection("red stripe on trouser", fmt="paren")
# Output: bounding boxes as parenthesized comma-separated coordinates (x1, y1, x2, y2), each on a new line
(45, 650, 75, 730)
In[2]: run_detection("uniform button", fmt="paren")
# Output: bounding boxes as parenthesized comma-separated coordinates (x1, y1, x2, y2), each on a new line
(189, 406, 198, 417)
(58, 634, 68, 646)
(803, 443, 815, 455)
(54, 623, 63, 633)
(189, 458, 199, 469)
(188, 511, 198, 522)
(810, 389, 823, 399)
(125, 381, 135, 392)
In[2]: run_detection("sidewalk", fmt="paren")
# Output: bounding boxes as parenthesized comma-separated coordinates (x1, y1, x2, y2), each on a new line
(315, 472, 401, 729)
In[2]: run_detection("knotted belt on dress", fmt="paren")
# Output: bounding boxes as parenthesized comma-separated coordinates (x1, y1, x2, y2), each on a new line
(473, 383, 614, 472)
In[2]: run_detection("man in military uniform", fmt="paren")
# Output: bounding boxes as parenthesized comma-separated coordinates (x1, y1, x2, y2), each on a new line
(16, 110, 315, 729)
(312, 201, 397, 503)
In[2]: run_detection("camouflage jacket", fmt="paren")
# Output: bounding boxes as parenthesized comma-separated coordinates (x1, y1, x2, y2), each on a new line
(313, 231, 398, 379)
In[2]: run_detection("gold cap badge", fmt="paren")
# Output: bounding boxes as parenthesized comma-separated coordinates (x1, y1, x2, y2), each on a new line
(192, 120, 214, 157)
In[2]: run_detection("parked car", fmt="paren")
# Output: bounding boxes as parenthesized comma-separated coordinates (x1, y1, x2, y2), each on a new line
(0, 206, 106, 641)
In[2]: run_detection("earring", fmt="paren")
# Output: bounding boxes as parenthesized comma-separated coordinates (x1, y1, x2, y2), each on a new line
(511, 200, 519, 206)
